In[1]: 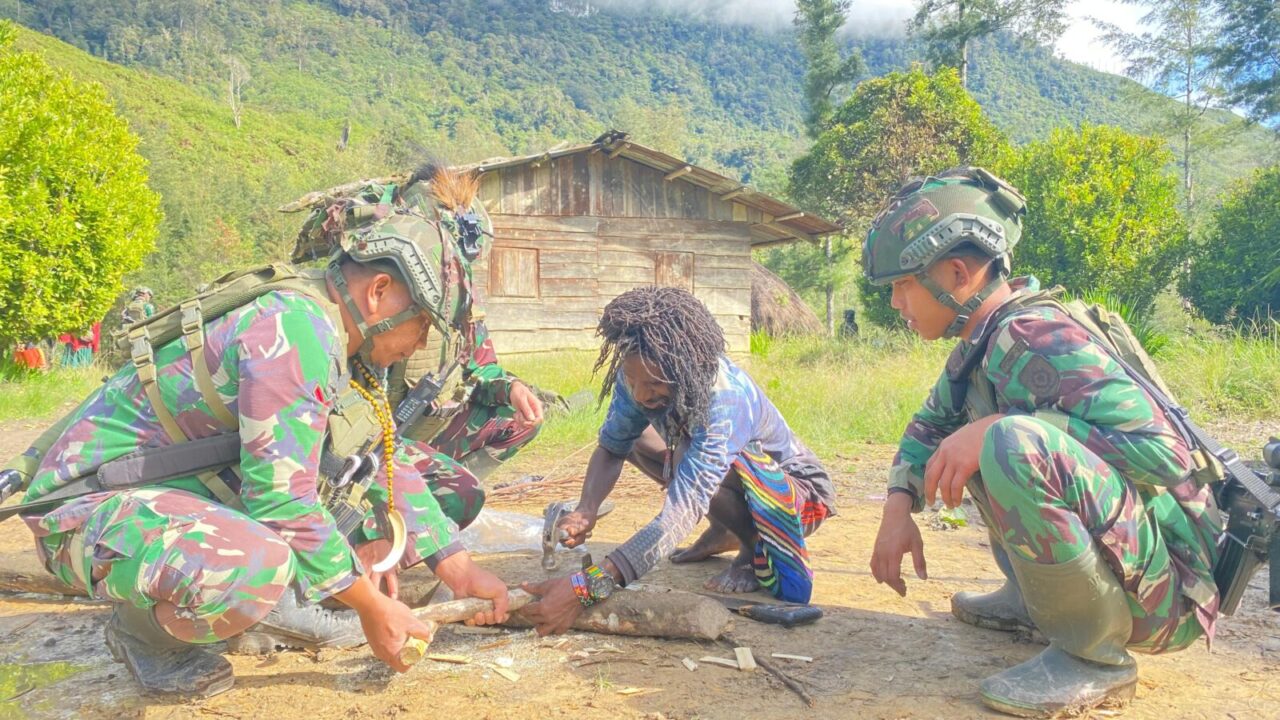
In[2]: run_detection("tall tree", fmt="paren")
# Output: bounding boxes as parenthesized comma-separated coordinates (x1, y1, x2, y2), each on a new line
(1212, 0, 1280, 127)
(910, 0, 1068, 88)
(1002, 124, 1190, 312)
(1098, 0, 1227, 221)
(0, 22, 160, 344)
(1181, 164, 1280, 326)
(788, 67, 1009, 327)
(793, 0, 864, 335)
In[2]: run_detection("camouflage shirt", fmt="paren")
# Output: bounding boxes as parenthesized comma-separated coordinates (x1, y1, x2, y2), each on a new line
(890, 277, 1222, 634)
(24, 290, 453, 602)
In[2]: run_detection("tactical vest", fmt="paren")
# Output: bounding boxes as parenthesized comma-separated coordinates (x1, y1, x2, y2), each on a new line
(955, 286, 1226, 489)
(8, 264, 383, 508)
(385, 310, 484, 444)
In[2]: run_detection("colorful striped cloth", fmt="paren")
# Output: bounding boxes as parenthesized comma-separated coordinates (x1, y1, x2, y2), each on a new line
(733, 443, 814, 604)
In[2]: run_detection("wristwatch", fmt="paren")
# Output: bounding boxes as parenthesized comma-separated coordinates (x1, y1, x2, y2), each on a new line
(570, 554, 616, 606)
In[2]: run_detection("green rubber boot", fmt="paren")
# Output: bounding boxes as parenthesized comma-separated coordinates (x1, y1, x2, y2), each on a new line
(104, 603, 235, 698)
(951, 541, 1037, 634)
(979, 546, 1137, 718)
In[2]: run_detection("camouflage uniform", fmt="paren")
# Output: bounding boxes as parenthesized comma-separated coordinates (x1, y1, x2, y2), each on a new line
(890, 277, 1222, 651)
(389, 318, 538, 531)
(22, 290, 457, 644)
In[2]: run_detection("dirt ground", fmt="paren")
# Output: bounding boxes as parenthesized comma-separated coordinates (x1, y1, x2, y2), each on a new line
(1, 423, 1278, 720)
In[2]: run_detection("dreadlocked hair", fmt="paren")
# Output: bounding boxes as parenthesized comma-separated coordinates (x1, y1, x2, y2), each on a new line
(594, 286, 725, 442)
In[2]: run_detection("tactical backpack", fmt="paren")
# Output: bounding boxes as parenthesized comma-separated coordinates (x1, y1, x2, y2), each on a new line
(957, 286, 1224, 487)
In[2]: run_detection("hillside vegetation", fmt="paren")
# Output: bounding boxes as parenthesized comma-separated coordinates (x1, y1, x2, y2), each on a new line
(2, 0, 1274, 302)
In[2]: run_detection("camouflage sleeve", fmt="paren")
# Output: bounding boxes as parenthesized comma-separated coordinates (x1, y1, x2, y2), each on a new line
(234, 296, 359, 603)
(889, 363, 967, 512)
(355, 441, 460, 570)
(463, 320, 516, 406)
(985, 310, 1193, 488)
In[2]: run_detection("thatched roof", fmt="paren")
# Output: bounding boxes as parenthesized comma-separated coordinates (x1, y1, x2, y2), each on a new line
(751, 261, 823, 336)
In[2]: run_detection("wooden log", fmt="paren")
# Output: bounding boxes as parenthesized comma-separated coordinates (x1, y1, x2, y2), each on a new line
(505, 585, 732, 641)
(0, 551, 87, 597)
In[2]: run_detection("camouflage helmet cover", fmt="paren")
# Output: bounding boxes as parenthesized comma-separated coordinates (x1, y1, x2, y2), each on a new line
(291, 182, 471, 336)
(863, 167, 1026, 286)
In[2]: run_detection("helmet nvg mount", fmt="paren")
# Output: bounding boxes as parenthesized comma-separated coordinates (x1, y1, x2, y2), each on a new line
(863, 166, 1026, 338)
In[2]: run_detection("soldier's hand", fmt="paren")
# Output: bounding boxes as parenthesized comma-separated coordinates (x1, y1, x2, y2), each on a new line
(434, 551, 511, 626)
(925, 414, 1004, 508)
(870, 493, 927, 597)
(360, 593, 435, 673)
(558, 510, 597, 548)
(510, 382, 545, 428)
(355, 538, 400, 600)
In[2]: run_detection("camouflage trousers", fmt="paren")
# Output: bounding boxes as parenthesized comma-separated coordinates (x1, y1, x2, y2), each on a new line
(412, 402, 539, 532)
(34, 487, 294, 644)
(973, 416, 1203, 654)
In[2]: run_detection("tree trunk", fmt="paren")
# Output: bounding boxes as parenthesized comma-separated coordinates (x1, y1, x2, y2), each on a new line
(958, 1, 969, 89)
(824, 236, 835, 336)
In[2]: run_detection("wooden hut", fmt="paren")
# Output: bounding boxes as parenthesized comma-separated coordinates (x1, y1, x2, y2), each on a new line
(465, 130, 840, 353)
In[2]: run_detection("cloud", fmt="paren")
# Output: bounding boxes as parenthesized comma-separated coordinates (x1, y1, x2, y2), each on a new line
(584, 0, 1147, 75)
(587, 0, 914, 36)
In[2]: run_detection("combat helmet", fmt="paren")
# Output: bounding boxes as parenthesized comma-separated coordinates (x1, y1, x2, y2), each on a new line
(863, 166, 1026, 338)
(132, 286, 154, 299)
(290, 179, 473, 356)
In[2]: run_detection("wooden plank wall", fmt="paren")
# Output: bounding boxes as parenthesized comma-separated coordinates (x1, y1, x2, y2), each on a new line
(472, 155, 755, 354)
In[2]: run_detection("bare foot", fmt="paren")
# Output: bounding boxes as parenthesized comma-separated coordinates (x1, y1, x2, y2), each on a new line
(703, 550, 760, 593)
(670, 523, 740, 564)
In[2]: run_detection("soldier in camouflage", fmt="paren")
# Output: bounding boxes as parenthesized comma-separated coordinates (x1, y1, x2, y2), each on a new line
(120, 286, 155, 326)
(388, 316, 543, 532)
(19, 198, 512, 697)
(863, 168, 1221, 717)
(386, 175, 543, 532)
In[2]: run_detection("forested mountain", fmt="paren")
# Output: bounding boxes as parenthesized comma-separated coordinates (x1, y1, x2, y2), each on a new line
(3, 0, 1273, 297)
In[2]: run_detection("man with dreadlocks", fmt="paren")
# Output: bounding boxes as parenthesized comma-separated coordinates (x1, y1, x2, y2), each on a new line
(521, 287, 836, 635)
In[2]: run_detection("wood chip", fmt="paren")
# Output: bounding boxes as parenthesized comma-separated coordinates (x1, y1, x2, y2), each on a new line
(734, 647, 756, 672)
(454, 626, 502, 635)
(616, 687, 660, 697)
(681, 657, 698, 672)
(697, 656, 739, 669)
(770, 653, 813, 663)
(478, 638, 511, 651)
(491, 666, 520, 682)
(425, 654, 471, 664)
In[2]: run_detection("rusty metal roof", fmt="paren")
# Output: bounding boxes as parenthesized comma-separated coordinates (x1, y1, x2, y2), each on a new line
(462, 130, 842, 246)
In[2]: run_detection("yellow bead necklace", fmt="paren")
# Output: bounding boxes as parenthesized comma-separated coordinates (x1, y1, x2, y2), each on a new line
(348, 359, 396, 514)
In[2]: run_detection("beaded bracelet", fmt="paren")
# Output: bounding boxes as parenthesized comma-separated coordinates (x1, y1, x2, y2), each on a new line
(570, 571, 594, 607)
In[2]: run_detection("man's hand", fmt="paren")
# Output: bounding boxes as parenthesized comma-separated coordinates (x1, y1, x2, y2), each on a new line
(519, 576, 584, 636)
(354, 538, 399, 600)
(924, 414, 1003, 508)
(557, 509, 597, 548)
(335, 576, 433, 673)
(434, 551, 511, 626)
(869, 492, 927, 597)
(510, 382, 545, 429)
(358, 593, 436, 673)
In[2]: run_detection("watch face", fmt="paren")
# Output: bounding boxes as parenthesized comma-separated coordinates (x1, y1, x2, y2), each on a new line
(587, 574, 615, 600)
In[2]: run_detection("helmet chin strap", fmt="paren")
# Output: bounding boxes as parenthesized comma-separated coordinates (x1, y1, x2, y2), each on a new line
(916, 261, 1007, 339)
(327, 258, 425, 359)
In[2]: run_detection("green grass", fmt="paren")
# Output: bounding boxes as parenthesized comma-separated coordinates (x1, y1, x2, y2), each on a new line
(0, 364, 102, 423)
(3, 332, 1275, 462)
(1160, 329, 1280, 420)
